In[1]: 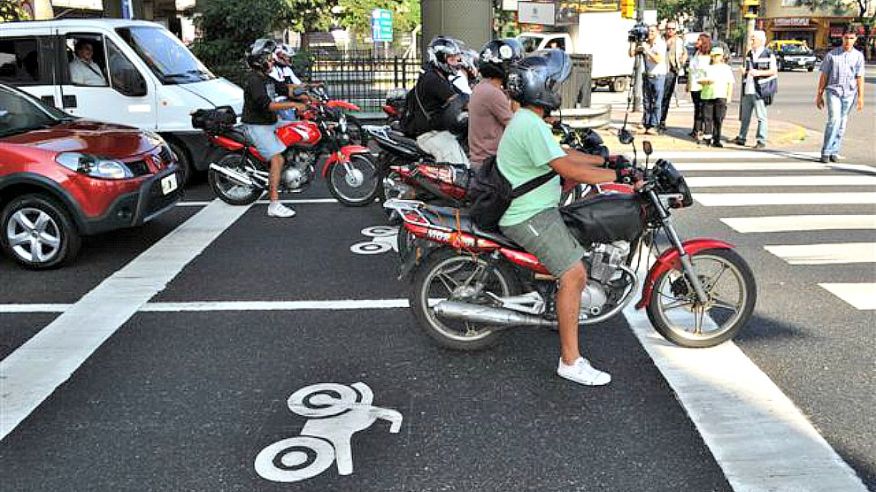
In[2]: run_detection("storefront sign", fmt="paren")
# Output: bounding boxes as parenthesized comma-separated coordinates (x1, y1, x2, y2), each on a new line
(518, 1, 556, 26)
(51, 0, 102, 9)
(774, 18, 810, 27)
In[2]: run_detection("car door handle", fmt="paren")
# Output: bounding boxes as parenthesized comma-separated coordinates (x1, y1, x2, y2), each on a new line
(62, 95, 77, 108)
(40, 95, 56, 107)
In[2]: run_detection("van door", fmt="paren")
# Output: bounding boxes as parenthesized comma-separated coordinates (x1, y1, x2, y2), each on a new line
(0, 31, 58, 107)
(54, 29, 156, 130)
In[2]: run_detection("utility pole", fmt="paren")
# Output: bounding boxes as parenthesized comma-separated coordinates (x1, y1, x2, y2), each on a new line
(632, 0, 645, 112)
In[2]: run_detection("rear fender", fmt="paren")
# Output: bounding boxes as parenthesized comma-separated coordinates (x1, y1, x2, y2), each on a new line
(636, 238, 735, 309)
(321, 145, 370, 176)
(327, 100, 360, 111)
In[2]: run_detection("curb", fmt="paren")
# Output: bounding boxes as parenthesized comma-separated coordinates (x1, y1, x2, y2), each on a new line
(773, 123, 809, 145)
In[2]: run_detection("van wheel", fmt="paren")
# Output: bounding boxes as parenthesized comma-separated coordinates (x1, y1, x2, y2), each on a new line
(168, 141, 193, 187)
(1, 194, 80, 270)
(611, 77, 628, 93)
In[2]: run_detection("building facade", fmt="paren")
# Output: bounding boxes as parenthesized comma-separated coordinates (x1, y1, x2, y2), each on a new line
(760, 0, 875, 53)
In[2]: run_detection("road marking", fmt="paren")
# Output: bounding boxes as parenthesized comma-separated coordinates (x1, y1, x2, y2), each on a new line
(695, 192, 876, 206)
(673, 162, 875, 172)
(722, 215, 876, 233)
(819, 283, 876, 310)
(141, 299, 410, 312)
(0, 200, 250, 440)
(764, 242, 876, 265)
(626, 151, 822, 160)
(687, 175, 876, 187)
(0, 304, 69, 313)
(177, 198, 338, 207)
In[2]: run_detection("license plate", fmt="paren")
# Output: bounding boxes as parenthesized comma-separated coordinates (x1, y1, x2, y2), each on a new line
(161, 173, 178, 195)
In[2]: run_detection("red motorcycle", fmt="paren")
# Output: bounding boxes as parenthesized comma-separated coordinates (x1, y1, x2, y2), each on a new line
(195, 89, 379, 207)
(383, 138, 757, 350)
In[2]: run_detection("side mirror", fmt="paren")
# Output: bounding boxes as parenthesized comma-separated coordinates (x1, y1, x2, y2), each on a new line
(618, 128, 634, 145)
(642, 140, 653, 156)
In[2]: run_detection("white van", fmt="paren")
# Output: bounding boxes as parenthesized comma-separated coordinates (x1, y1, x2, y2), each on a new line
(0, 19, 243, 183)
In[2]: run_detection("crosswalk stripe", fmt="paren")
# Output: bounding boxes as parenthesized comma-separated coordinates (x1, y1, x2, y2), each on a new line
(695, 192, 876, 206)
(818, 283, 876, 310)
(687, 176, 876, 187)
(721, 215, 876, 233)
(627, 151, 822, 160)
(764, 243, 876, 265)
(674, 162, 874, 172)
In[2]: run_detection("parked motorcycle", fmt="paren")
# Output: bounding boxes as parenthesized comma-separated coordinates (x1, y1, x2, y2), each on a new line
(194, 89, 379, 207)
(383, 135, 756, 350)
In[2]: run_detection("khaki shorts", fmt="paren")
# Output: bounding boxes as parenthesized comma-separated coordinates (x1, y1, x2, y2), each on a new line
(501, 208, 585, 277)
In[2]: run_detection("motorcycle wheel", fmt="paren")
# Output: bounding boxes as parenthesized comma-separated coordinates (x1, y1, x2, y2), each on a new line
(396, 224, 415, 259)
(327, 154, 380, 207)
(646, 248, 756, 348)
(208, 153, 262, 206)
(410, 249, 520, 351)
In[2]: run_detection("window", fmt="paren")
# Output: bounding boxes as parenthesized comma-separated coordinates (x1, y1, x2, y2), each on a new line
(116, 26, 214, 85)
(106, 39, 147, 97)
(65, 35, 109, 87)
(547, 37, 566, 50)
(0, 38, 41, 85)
(0, 85, 62, 138)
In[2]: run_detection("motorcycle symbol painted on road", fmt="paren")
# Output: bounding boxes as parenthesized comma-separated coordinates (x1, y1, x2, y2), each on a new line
(349, 226, 399, 255)
(254, 382, 403, 483)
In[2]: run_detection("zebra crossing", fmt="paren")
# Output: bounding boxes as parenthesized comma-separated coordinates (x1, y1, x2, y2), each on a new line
(670, 150, 876, 310)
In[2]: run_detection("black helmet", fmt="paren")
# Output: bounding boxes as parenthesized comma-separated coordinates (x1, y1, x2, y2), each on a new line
(478, 38, 524, 81)
(506, 49, 571, 111)
(247, 38, 276, 72)
(427, 36, 464, 76)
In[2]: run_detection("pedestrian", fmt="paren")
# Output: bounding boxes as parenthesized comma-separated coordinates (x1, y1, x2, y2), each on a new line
(659, 21, 687, 132)
(687, 34, 712, 141)
(816, 25, 865, 163)
(629, 25, 667, 135)
(468, 39, 523, 169)
(699, 46, 735, 147)
(734, 30, 777, 149)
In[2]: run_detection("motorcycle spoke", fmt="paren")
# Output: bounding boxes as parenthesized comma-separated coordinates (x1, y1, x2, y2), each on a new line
(705, 264, 729, 291)
(710, 297, 740, 313)
(662, 298, 695, 311)
(693, 307, 705, 335)
(435, 273, 460, 294)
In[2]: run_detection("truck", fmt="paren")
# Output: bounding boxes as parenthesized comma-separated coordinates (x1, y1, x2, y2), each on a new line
(517, 11, 641, 93)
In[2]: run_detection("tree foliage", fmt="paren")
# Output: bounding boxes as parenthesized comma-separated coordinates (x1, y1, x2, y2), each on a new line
(336, 0, 420, 44)
(0, 0, 28, 22)
(285, 0, 339, 46)
(657, 0, 713, 25)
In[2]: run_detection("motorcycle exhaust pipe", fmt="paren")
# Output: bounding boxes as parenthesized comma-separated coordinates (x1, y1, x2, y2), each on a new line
(433, 301, 557, 328)
(208, 163, 261, 188)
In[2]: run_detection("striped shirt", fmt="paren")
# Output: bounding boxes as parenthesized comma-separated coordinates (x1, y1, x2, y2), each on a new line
(820, 47, 865, 98)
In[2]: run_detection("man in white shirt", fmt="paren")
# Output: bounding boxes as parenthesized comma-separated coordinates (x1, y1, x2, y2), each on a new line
(630, 25, 667, 134)
(733, 30, 777, 149)
(659, 21, 687, 132)
(69, 40, 107, 86)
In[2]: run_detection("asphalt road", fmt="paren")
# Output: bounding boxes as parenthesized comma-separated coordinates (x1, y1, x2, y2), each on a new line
(1, 149, 874, 490)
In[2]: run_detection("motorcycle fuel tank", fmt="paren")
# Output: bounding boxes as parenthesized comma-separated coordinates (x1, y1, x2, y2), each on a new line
(276, 121, 322, 148)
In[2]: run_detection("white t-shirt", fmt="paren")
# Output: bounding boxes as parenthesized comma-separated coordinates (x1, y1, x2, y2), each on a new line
(269, 65, 301, 85)
(451, 71, 472, 95)
(702, 63, 735, 100)
(69, 58, 106, 86)
(688, 54, 712, 92)
(645, 37, 667, 76)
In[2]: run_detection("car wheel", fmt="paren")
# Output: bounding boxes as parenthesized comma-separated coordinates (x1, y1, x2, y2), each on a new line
(1, 194, 81, 270)
(168, 141, 193, 187)
(807, 66, 814, 72)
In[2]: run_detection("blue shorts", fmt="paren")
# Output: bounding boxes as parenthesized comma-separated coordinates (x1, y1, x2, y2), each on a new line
(243, 122, 286, 159)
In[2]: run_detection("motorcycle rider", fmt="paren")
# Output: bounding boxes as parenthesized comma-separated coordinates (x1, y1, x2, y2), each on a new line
(468, 38, 523, 169)
(499, 50, 623, 386)
(406, 36, 470, 166)
(243, 39, 307, 218)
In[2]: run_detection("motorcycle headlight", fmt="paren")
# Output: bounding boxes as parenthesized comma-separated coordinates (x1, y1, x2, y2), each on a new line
(56, 152, 133, 180)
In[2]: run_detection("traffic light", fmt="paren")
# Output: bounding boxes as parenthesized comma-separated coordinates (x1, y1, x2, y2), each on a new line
(620, 0, 635, 19)
(742, 0, 759, 19)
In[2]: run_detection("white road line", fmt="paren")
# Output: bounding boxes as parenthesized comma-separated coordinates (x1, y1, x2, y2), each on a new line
(0, 200, 251, 440)
(140, 299, 409, 311)
(177, 198, 338, 207)
(819, 283, 876, 310)
(623, 306, 867, 491)
(764, 243, 876, 265)
(722, 215, 876, 233)
(696, 192, 876, 206)
(687, 175, 876, 187)
(673, 162, 875, 172)
(625, 151, 822, 160)
(0, 304, 69, 313)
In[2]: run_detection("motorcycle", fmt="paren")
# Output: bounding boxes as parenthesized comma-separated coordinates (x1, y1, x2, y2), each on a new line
(383, 135, 757, 350)
(195, 88, 380, 207)
(382, 88, 408, 129)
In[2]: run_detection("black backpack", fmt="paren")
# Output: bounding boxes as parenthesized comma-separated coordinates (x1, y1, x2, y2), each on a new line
(468, 155, 557, 231)
(400, 83, 432, 137)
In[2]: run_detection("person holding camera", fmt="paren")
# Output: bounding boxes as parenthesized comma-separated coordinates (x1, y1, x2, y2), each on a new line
(629, 25, 667, 135)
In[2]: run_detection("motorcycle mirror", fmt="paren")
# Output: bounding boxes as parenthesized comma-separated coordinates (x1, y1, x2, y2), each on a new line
(642, 140, 653, 156)
(618, 128, 634, 145)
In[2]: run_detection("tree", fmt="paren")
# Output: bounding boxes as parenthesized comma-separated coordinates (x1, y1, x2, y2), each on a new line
(658, 0, 713, 27)
(336, 0, 420, 47)
(798, 0, 875, 59)
(0, 0, 27, 22)
(285, 0, 339, 48)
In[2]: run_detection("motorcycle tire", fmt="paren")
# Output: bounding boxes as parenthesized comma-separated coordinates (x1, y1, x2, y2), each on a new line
(645, 248, 757, 348)
(208, 153, 262, 206)
(396, 224, 415, 259)
(326, 154, 380, 207)
(410, 248, 520, 351)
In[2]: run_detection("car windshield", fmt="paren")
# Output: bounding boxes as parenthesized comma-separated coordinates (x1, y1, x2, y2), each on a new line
(0, 85, 70, 138)
(518, 36, 543, 54)
(116, 26, 215, 85)
(782, 45, 811, 55)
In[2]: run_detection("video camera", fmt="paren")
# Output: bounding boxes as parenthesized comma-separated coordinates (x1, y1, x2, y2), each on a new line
(628, 23, 649, 44)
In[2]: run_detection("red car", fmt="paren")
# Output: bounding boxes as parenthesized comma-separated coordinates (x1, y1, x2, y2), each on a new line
(0, 83, 181, 269)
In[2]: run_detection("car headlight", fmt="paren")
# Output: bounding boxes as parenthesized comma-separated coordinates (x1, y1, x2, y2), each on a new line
(56, 152, 133, 179)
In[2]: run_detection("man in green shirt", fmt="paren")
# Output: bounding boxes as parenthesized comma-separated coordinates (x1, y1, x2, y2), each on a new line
(499, 51, 619, 387)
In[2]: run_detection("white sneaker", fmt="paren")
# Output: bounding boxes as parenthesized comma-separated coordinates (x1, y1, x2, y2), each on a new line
(267, 202, 296, 218)
(557, 357, 611, 386)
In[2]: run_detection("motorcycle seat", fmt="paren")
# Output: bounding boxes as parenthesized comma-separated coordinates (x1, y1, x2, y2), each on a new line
(222, 127, 250, 145)
(421, 205, 522, 250)
(386, 130, 433, 159)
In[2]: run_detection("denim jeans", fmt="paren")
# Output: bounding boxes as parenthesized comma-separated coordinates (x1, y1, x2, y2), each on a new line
(821, 92, 855, 156)
(660, 71, 677, 127)
(737, 94, 768, 145)
(643, 75, 665, 129)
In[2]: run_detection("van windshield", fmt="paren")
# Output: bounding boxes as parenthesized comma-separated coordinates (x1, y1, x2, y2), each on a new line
(116, 26, 216, 85)
(518, 36, 543, 54)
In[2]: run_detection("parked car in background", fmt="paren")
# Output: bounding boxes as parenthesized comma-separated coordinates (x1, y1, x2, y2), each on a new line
(0, 83, 181, 269)
(769, 41, 817, 71)
(0, 19, 243, 185)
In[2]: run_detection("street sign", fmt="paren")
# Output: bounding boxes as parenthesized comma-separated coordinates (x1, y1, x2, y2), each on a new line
(371, 8, 393, 43)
